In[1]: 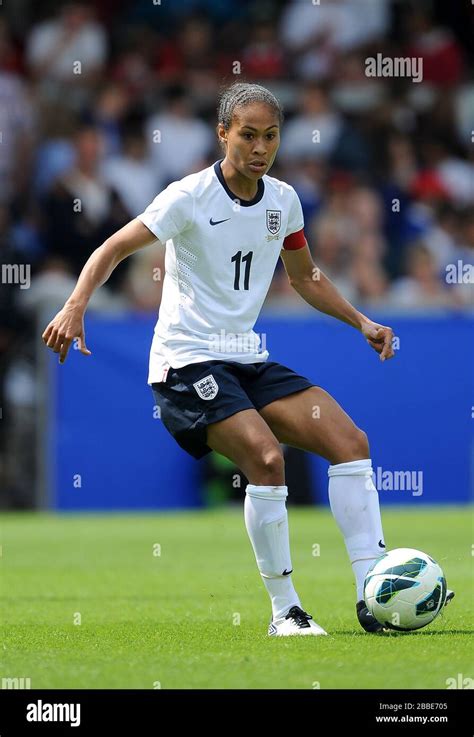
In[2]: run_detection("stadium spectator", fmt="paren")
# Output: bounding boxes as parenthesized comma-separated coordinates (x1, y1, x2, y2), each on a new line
(241, 21, 285, 80)
(145, 84, 215, 184)
(111, 34, 156, 104)
(280, 82, 370, 172)
(154, 17, 216, 83)
(332, 51, 386, 115)
(101, 127, 163, 218)
(308, 214, 357, 302)
(448, 207, 474, 307)
(32, 106, 77, 196)
(0, 24, 35, 206)
(0, 203, 29, 502)
(404, 6, 465, 87)
(41, 125, 130, 288)
(0, 16, 23, 74)
(285, 156, 325, 225)
(280, 83, 344, 160)
(423, 203, 460, 272)
(26, 2, 107, 108)
(84, 82, 132, 158)
(18, 256, 124, 315)
(388, 243, 455, 308)
(280, 0, 390, 80)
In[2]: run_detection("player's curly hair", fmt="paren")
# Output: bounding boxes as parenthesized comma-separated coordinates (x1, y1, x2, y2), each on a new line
(217, 82, 284, 131)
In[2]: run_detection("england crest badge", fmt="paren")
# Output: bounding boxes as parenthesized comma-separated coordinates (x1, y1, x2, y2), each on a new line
(193, 374, 219, 400)
(266, 209, 281, 235)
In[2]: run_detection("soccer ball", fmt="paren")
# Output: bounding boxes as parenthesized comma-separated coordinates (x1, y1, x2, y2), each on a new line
(363, 547, 447, 631)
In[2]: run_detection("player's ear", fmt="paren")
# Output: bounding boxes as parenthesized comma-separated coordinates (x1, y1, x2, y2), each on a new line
(216, 123, 227, 148)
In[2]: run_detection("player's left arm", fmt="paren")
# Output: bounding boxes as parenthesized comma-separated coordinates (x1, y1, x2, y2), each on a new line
(280, 242, 395, 361)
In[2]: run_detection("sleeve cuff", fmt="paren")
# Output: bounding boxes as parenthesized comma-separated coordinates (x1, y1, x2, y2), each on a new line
(136, 214, 167, 244)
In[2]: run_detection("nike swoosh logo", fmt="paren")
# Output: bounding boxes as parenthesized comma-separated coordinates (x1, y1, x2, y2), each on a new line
(282, 568, 293, 576)
(209, 217, 230, 226)
(378, 539, 386, 548)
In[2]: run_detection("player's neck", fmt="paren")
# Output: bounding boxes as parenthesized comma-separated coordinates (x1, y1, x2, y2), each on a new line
(220, 158, 259, 201)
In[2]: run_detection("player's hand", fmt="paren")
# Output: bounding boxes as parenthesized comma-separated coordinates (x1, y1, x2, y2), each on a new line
(42, 304, 91, 365)
(360, 320, 395, 362)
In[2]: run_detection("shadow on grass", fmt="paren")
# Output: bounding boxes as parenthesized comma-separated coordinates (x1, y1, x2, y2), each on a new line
(337, 629, 474, 636)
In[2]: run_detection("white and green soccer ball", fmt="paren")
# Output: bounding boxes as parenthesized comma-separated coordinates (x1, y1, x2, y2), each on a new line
(363, 547, 447, 631)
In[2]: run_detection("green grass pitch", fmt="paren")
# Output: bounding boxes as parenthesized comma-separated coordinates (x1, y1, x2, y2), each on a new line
(1, 506, 472, 689)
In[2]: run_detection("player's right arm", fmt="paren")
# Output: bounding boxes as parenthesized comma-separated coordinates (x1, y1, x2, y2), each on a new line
(42, 219, 158, 364)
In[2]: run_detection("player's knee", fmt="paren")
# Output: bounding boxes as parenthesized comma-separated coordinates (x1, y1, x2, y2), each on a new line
(333, 427, 370, 463)
(348, 428, 370, 460)
(251, 445, 285, 484)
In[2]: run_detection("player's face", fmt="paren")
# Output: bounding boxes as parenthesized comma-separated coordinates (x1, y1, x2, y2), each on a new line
(220, 103, 280, 180)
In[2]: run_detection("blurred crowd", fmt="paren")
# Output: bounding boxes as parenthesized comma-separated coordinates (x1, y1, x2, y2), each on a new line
(0, 0, 473, 503)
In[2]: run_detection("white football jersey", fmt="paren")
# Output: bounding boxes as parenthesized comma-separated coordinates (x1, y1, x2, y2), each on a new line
(137, 159, 306, 384)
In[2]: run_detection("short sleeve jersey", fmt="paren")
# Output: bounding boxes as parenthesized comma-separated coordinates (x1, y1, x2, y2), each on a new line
(137, 160, 306, 383)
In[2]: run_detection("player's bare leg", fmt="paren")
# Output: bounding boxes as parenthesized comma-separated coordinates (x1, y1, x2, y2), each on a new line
(206, 410, 327, 636)
(258, 385, 369, 463)
(206, 408, 285, 486)
(259, 386, 386, 632)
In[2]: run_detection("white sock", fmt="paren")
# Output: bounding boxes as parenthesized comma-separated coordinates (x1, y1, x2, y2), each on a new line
(328, 459, 385, 601)
(244, 484, 301, 620)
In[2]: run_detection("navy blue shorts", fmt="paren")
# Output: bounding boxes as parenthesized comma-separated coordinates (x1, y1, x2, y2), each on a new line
(151, 360, 314, 459)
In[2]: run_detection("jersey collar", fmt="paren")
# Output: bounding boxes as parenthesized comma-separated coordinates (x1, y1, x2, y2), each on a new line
(213, 159, 265, 207)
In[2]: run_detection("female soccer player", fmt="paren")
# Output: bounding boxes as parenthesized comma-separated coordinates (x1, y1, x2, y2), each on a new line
(42, 82, 398, 636)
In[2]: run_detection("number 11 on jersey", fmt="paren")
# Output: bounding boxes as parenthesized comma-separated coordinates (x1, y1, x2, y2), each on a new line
(231, 250, 253, 290)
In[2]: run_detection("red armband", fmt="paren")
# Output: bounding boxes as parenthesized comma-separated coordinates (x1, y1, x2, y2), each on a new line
(283, 228, 306, 250)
